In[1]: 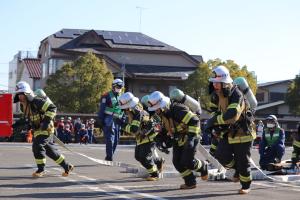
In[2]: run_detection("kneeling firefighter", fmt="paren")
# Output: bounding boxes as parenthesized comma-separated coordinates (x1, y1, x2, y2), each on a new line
(205, 66, 256, 194)
(148, 91, 208, 190)
(291, 123, 300, 171)
(119, 92, 164, 181)
(259, 115, 285, 170)
(13, 81, 74, 177)
(141, 95, 172, 154)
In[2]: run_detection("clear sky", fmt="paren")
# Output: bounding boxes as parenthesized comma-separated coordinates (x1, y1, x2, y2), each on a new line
(1, 0, 299, 90)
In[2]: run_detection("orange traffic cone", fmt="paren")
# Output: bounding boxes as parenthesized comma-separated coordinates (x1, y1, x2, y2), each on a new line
(26, 130, 33, 143)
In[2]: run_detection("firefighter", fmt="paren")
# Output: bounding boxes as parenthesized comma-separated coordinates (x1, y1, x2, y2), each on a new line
(119, 92, 164, 181)
(98, 79, 124, 161)
(148, 91, 208, 189)
(259, 115, 285, 170)
(205, 66, 256, 194)
(13, 81, 74, 177)
(291, 123, 300, 171)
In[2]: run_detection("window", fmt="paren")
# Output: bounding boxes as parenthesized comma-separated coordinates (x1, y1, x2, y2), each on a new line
(270, 92, 285, 102)
(42, 63, 47, 78)
(44, 45, 47, 57)
(256, 93, 264, 102)
(48, 44, 51, 56)
(48, 59, 58, 75)
(139, 85, 157, 93)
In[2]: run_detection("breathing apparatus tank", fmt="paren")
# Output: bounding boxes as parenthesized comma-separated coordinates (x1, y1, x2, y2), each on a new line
(34, 89, 53, 103)
(233, 77, 257, 111)
(169, 88, 202, 115)
(34, 89, 47, 98)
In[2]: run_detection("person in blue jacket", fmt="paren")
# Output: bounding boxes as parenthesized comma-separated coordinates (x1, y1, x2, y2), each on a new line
(259, 115, 285, 170)
(98, 79, 124, 161)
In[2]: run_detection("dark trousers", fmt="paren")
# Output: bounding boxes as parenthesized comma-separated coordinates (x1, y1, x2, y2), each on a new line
(173, 136, 205, 186)
(215, 138, 252, 189)
(259, 145, 285, 169)
(209, 136, 219, 157)
(135, 142, 160, 177)
(292, 146, 300, 165)
(32, 135, 68, 171)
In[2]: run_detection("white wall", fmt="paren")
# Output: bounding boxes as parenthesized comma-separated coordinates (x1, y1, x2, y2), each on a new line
(8, 54, 19, 93)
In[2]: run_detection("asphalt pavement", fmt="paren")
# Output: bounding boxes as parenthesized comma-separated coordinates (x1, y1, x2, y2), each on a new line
(0, 142, 299, 200)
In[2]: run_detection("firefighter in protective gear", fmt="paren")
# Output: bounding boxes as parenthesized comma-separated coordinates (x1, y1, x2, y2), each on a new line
(141, 95, 172, 154)
(259, 115, 285, 170)
(148, 91, 208, 190)
(98, 79, 124, 161)
(13, 81, 74, 177)
(205, 66, 256, 194)
(291, 123, 300, 170)
(119, 92, 164, 181)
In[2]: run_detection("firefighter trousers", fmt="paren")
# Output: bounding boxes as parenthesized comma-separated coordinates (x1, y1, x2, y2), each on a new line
(292, 145, 300, 165)
(209, 136, 219, 157)
(215, 138, 252, 189)
(135, 142, 162, 177)
(173, 136, 206, 186)
(32, 135, 69, 172)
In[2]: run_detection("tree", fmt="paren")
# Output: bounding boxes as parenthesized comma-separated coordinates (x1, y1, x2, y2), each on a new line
(44, 52, 113, 113)
(286, 73, 300, 115)
(183, 58, 257, 110)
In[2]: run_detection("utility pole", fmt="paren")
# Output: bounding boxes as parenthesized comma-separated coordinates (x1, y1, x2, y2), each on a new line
(121, 63, 125, 86)
(136, 6, 147, 32)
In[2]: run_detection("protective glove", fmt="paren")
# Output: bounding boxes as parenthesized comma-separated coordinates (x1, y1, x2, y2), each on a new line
(185, 134, 195, 149)
(204, 115, 217, 133)
(41, 121, 49, 131)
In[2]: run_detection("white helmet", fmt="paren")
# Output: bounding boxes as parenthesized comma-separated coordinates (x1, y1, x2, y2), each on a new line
(148, 91, 170, 111)
(16, 81, 33, 94)
(14, 81, 34, 103)
(209, 65, 233, 83)
(266, 115, 278, 122)
(112, 79, 124, 87)
(119, 92, 139, 109)
(266, 114, 279, 128)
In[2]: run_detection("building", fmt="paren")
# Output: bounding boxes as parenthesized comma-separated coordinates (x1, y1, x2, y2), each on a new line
(37, 29, 202, 97)
(8, 51, 41, 112)
(255, 79, 299, 131)
(8, 51, 41, 93)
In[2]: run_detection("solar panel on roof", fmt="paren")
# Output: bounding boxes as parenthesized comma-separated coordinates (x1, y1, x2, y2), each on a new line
(55, 29, 165, 47)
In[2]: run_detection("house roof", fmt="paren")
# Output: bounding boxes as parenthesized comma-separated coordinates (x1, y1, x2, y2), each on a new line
(256, 100, 285, 111)
(125, 64, 196, 79)
(49, 29, 181, 52)
(23, 58, 41, 79)
(191, 55, 203, 63)
(258, 79, 293, 87)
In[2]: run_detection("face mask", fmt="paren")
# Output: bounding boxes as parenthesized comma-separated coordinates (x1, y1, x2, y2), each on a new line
(266, 123, 275, 128)
(114, 88, 121, 93)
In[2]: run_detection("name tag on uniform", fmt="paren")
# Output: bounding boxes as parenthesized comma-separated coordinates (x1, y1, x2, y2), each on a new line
(102, 98, 106, 103)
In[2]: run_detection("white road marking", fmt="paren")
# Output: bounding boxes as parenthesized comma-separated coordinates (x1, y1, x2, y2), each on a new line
(116, 184, 177, 188)
(52, 168, 134, 199)
(52, 167, 168, 200)
(252, 182, 277, 188)
(253, 181, 300, 192)
(107, 185, 169, 200)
